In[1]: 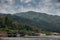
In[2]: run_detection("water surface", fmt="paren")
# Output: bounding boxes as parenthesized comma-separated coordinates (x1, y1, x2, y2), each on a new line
(1, 36, 60, 40)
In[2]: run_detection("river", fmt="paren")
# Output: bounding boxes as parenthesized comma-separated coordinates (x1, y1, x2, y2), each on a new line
(1, 36, 60, 40)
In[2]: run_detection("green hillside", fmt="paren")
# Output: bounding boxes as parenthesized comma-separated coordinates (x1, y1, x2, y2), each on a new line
(14, 11, 60, 33)
(0, 11, 60, 35)
(0, 15, 41, 35)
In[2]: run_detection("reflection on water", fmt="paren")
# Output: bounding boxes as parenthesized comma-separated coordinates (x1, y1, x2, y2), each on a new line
(1, 36, 60, 40)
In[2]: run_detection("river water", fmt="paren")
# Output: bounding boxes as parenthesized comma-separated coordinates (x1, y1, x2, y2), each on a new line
(1, 36, 60, 40)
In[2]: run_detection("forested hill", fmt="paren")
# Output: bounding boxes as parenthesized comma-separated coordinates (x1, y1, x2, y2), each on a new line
(0, 15, 41, 35)
(14, 11, 60, 33)
(0, 11, 60, 33)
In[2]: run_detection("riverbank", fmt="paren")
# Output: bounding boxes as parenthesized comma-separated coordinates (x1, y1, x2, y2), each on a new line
(0, 35, 60, 38)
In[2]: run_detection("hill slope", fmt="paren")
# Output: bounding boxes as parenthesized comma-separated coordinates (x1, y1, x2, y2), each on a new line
(0, 11, 60, 33)
(14, 11, 60, 33)
(0, 15, 41, 36)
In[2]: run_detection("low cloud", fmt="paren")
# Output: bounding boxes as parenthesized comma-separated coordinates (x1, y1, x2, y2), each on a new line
(0, 0, 60, 15)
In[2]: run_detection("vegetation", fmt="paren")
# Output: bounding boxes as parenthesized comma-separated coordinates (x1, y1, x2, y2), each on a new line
(0, 11, 60, 36)
(14, 11, 60, 33)
(0, 16, 41, 35)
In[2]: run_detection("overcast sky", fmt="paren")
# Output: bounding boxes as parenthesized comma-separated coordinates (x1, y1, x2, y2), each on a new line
(0, 0, 60, 15)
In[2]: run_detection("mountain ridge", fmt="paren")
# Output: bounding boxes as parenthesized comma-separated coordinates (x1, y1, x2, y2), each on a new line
(0, 11, 60, 33)
(14, 11, 60, 33)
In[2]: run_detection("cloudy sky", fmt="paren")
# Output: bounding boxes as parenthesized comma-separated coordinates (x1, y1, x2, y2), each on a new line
(0, 0, 60, 15)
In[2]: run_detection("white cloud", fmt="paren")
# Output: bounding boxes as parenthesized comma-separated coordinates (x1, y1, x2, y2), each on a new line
(20, 0, 32, 3)
(0, 0, 60, 15)
(36, 0, 60, 15)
